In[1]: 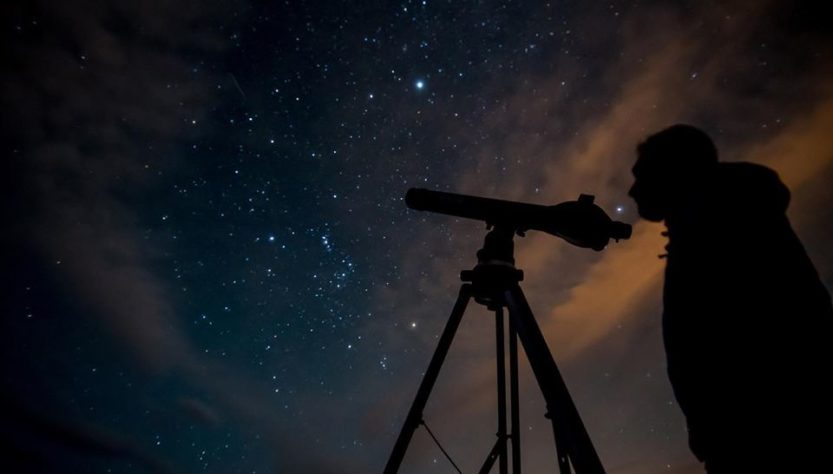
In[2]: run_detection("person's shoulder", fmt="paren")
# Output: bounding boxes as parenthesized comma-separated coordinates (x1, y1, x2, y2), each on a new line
(716, 161, 789, 213)
(717, 161, 779, 179)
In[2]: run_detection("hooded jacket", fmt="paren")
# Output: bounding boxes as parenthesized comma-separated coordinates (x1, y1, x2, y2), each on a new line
(661, 161, 832, 464)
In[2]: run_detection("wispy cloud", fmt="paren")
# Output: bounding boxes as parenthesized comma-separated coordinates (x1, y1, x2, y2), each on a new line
(3, 0, 231, 372)
(0, 2, 335, 471)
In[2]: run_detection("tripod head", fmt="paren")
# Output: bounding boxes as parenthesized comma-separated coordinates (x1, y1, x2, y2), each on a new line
(406, 188, 632, 251)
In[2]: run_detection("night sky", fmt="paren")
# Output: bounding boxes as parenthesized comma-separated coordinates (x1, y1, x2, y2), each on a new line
(3, 1, 832, 473)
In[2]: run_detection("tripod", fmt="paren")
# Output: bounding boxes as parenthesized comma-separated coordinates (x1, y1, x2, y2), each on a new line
(384, 226, 605, 474)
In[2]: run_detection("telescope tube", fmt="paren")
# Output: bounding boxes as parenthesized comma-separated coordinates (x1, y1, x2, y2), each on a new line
(405, 188, 631, 251)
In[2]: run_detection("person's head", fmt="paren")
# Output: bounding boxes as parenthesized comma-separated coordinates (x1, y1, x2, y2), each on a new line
(628, 124, 718, 222)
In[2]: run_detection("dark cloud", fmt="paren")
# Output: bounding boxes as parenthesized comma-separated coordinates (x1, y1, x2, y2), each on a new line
(177, 397, 221, 426)
(2, 0, 234, 371)
(2, 2, 360, 470)
(1, 392, 177, 473)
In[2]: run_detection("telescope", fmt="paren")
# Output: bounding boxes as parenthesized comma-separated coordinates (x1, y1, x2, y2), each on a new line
(387, 188, 632, 474)
(405, 188, 632, 250)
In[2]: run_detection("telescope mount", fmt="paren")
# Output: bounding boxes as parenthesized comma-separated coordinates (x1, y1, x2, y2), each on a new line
(384, 225, 606, 474)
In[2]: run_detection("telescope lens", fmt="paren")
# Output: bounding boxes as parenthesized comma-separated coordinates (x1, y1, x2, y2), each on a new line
(405, 188, 428, 210)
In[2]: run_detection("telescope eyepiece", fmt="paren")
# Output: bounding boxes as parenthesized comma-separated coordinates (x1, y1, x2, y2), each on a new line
(609, 221, 633, 241)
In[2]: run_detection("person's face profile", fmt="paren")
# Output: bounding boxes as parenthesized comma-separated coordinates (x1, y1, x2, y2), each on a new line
(629, 152, 668, 222)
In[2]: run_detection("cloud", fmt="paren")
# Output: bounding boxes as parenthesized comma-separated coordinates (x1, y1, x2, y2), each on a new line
(0, 2, 341, 472)
(746, 92, 833, 190)
(2, 392, 177, 474)
(2, 0, 232, 372)
(2, 2, 400, 472)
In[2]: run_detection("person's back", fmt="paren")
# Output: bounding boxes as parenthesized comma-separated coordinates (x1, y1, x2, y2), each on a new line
(629, 125, 833, 472)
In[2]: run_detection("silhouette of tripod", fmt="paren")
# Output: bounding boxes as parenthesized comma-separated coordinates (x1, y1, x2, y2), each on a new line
(385, 226, 605, 474)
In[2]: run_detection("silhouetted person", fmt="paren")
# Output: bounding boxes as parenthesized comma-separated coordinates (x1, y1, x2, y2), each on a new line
(629, 125, 833, 472)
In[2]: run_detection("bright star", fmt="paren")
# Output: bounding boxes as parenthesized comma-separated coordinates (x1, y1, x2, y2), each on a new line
(415, 80, 424, 90)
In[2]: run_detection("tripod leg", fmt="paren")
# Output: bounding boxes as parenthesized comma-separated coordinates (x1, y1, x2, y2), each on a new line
(509, 313, 521, 474)
(495, 308, 508, 474)
(479, 437, 504, 474)
(504, 285, 605, 474)
(384, 284, 473, 474)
